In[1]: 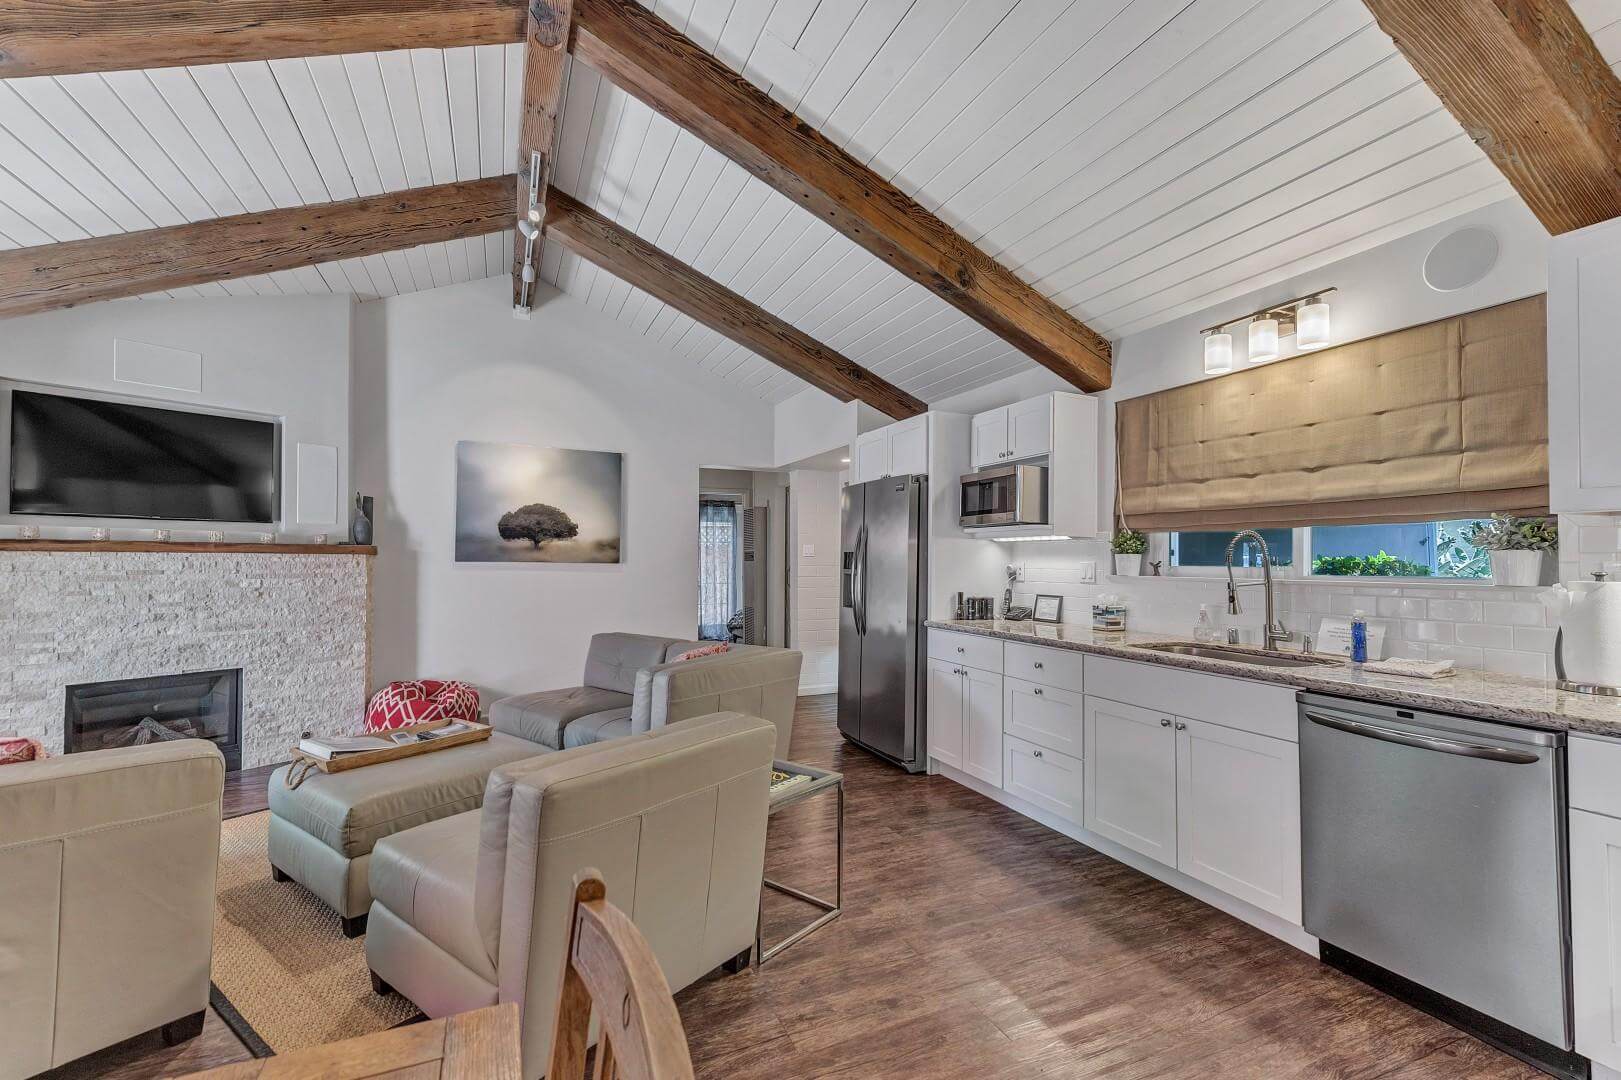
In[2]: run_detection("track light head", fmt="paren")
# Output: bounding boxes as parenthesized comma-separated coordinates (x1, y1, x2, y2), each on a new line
(517, 219, 540, 241)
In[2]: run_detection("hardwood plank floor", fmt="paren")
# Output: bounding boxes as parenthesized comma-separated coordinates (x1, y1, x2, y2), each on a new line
(56, 696, 1542, 1079)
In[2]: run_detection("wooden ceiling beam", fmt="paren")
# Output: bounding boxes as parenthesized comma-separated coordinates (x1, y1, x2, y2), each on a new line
(0, 176, 513, 318)
(512, 0, 576, 310)
(569, 0, 1112, 393)
(0, 0, 525, 78)
(1362, 0, 1621, 234)
(543, 189, 926, 419)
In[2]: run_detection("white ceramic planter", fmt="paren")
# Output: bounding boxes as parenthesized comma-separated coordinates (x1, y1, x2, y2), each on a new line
(1489, 549, 1544, 587)
(1114, 553, 1143, 576)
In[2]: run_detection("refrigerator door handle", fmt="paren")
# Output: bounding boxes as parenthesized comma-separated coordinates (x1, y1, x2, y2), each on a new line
(855, 524, 868, 636)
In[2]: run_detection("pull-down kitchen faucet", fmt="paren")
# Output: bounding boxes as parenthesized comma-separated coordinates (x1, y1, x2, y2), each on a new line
(1225, 529, 1293, 651)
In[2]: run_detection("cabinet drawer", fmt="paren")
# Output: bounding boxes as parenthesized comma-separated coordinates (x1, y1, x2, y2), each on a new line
(1572, 734, 1621, 818)
(928, 629, 1003, 673)
(1004, 641, 1084, 694)
(1004, 734, 1083, 824)
(1003, 677, 1083, 757)
(1084, 654, 1298, 742)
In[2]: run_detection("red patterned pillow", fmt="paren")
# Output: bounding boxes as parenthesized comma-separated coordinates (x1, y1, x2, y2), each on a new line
(0, 736, 44, 766)
(672, 643, 730, 662)
(364, 680, 480, 733)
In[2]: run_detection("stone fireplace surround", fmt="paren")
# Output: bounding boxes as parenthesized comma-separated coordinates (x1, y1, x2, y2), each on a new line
(0, 545, 371, 769)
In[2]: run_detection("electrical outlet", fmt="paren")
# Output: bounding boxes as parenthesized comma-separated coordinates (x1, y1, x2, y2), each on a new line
(1077, 561, 1097, 583)
(1014, 565, 1026, 582)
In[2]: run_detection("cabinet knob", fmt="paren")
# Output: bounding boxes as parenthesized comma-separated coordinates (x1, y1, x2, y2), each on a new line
(957, 646, 965, 653)
(1175, 721, 1187, 731)
(1033, 688, 1044, 696)
(1033, 749, 1044, 759)
(1160, 718, 1172, 727)
(1033, 661, 1044, 669)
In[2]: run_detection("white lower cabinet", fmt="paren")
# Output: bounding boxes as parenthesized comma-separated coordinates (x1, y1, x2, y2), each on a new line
(1003, 677, 1083, 757)
(927, 657, 965, 771)
(1003, 734, 1083, 823)
(1176, 718, 1301, 923)
(962, 666, 1004, 788)
(1572, 807, 1621, 1071)
(1082, 697, 1177, 865)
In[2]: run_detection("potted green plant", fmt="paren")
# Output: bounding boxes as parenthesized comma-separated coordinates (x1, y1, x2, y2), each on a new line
(1468, 514, 1558, 587)
(1111, 528, 1148, 576)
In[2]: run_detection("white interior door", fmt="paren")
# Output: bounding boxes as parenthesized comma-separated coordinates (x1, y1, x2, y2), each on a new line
(1083, 696, 1177, 866)
(926, 657, 964, 771)
(1175, 718, 1301, 922)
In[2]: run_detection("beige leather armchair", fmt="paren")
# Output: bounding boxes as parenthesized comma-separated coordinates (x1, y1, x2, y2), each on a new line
(0, 741, 224, 1079)
(364, 712, 775, 1078)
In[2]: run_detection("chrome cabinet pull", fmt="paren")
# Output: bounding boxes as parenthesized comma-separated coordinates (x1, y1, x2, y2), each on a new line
(1160, 718, 1172, 727)
(1033, 688, 1044, 696)
(956, 646, 965, 653)
(1033, 749, 1044, 759)
(1033, 661, 1044, 669)
(1175, 721, 1187, 731)
(1303, 712, 1540, 765)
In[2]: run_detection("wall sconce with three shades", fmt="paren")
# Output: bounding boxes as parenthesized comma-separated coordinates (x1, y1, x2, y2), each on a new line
(1201, 287, 1336, 374)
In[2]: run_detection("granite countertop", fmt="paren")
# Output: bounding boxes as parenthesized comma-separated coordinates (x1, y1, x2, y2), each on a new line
(926, 619, 1621, 739)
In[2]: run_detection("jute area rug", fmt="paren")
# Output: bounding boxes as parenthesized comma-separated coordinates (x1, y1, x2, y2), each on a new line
(213, 810, 420, 1054)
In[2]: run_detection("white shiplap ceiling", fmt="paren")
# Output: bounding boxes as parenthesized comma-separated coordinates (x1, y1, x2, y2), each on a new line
(1, 0, 1611, 403)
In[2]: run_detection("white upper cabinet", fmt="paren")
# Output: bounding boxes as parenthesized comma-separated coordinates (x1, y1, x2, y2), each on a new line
(1551, 215, 1621, 512)
(971, 397, 1053, 467)
(850, 414, 928, 484)
(971, 408, 1011, 468)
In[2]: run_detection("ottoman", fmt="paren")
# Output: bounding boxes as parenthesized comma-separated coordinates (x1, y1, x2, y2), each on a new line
(268, 733, 546, 935)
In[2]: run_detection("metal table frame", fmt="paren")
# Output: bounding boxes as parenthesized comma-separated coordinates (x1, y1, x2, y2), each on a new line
(756, 759, 843, 967)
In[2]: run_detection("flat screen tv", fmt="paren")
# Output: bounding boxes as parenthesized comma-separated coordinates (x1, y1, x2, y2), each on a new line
(9, 389, 278, 523)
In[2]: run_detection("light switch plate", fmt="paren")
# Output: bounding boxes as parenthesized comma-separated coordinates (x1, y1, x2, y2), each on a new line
(802, 544, 815, 558)
(1077, 561, 1097, 583)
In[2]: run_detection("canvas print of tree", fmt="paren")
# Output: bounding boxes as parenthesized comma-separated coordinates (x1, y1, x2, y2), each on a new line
(455, 440, 622, 563)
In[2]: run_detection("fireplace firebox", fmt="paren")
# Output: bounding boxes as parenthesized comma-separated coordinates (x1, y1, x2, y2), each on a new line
(64, 669, 242, 771)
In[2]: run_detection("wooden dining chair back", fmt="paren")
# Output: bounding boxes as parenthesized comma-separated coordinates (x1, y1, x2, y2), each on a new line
(545, 871, 696, 1080)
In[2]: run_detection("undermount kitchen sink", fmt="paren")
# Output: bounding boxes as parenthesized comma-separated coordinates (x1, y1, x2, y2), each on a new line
(1131, 642, 1344, 668)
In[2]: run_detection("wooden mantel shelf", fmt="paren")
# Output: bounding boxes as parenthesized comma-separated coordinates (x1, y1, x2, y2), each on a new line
(0, 540, 376, 555)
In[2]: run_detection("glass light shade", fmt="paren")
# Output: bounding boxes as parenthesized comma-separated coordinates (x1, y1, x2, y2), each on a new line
(1203, 331, 1234, 373)
(1248, 316, 1280, 363)
(1296, 299, 1331, 349)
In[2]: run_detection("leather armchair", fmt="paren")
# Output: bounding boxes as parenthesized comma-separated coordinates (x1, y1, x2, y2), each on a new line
(629, 646, 801, 758)
(0, 741, 224, 1078)
(364, 712, 775, 1078)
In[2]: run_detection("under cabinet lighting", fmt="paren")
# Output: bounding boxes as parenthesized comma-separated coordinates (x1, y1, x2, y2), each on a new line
(989, 534, 1073, 542)
(1203, 331, 1234, 374)
(1248, 316, 1279, 364)
(1296, 297, 1331, 349)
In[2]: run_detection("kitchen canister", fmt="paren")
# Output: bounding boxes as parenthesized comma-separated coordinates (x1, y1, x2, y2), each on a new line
(1543, 571, 1621, 694)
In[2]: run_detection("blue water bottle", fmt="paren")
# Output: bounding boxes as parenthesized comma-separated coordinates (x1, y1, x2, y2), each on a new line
(1350, 610, 1368, 663)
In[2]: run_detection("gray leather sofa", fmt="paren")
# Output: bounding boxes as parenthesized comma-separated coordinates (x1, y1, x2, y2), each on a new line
(0, 741, 224, 1078)
(269, 633, 801, 933)
(364, 712, 775, 1078)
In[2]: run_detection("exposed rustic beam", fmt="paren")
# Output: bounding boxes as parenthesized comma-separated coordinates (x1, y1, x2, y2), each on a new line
(570, 0, 1112, 392)
(544, 189, 926, 419)
(0, 177, 513, 318)
(512, 0, 576, 310)
(1363, 0, 1621, 233)
(0, 0, 526, 78)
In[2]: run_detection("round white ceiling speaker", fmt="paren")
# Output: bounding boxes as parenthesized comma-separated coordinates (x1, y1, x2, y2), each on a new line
(1423, 226, 1499, 292)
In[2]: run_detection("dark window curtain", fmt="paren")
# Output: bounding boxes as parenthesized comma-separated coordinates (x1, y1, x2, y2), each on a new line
(699, 500, 740, 640)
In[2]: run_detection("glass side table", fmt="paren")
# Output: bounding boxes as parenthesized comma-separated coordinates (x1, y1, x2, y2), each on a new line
(756, 759, 844, 967)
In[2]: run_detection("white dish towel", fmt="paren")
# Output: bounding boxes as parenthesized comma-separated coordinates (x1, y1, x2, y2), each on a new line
(1359, 657, 1456, 679)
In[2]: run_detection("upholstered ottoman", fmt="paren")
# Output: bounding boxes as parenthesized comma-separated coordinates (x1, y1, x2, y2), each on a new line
(267, 733, 545, 935)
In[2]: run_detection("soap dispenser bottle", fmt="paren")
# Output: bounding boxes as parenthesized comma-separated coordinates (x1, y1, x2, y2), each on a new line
(1350, 610, 1368, 663)
(1193, 605, 1218, 643)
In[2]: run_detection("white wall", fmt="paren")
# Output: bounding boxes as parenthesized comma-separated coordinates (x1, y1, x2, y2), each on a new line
(350, 277, 775, 702)
(788, 468, 842, 694)
(0, 296, 352, 538)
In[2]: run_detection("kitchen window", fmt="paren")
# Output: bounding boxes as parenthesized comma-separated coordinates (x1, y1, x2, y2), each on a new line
(1167, 517, 1492, 579)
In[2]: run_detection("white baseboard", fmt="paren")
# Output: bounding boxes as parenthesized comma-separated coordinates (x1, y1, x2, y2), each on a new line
(934, 761, 1319, 956)
(798, 683, 836, 696)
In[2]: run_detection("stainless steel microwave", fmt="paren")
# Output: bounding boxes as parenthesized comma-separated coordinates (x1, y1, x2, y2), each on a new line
(959, 464, 1048, 528)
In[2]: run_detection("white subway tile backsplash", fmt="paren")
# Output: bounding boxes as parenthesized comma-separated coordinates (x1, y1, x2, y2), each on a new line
(1402, 620, 1454, 644)
(1427, 599, 1482, 622)
(1579, 524, 1621, 553)
(1480, 601, 1544, 626)
(1376, 597, 1427, 619)
(1454, 623, 1514, 649)
(1514, 626, 1558, 652)
(1425, 643, 1484, 669)
(1483, 649, 1548, 678)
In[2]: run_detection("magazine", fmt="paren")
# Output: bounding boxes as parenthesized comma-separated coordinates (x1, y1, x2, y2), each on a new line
(296, 734, 395, 761)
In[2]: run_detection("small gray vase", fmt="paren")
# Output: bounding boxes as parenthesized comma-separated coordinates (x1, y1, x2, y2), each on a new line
(351, 493, 374, 546)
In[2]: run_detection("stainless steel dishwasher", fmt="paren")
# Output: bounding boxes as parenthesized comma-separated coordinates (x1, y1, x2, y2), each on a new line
(1298, 693, 1578, 1078)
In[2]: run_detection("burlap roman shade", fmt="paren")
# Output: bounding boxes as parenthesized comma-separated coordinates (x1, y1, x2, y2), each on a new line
(1116, 295, 1548, 531)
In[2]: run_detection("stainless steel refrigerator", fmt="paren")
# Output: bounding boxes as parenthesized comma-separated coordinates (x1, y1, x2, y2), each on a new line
(838, 473, 928, 772)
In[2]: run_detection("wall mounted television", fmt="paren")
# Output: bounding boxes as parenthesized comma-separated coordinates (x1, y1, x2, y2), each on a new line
(8, 389, 278, 523)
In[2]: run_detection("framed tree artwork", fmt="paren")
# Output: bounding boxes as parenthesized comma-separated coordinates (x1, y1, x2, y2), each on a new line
(454, 441, 623, 564)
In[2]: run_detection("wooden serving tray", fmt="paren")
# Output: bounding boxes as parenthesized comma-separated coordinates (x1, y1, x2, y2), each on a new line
(291, 718, 492, 774)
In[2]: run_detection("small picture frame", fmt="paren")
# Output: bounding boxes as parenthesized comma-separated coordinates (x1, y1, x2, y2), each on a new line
(1033, 594, 1063, 623)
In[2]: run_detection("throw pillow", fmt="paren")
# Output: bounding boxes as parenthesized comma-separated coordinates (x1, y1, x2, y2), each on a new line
(364, 679, 480, 733)
(672, 642, 730, 662)
(0, 736, 44, 765)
